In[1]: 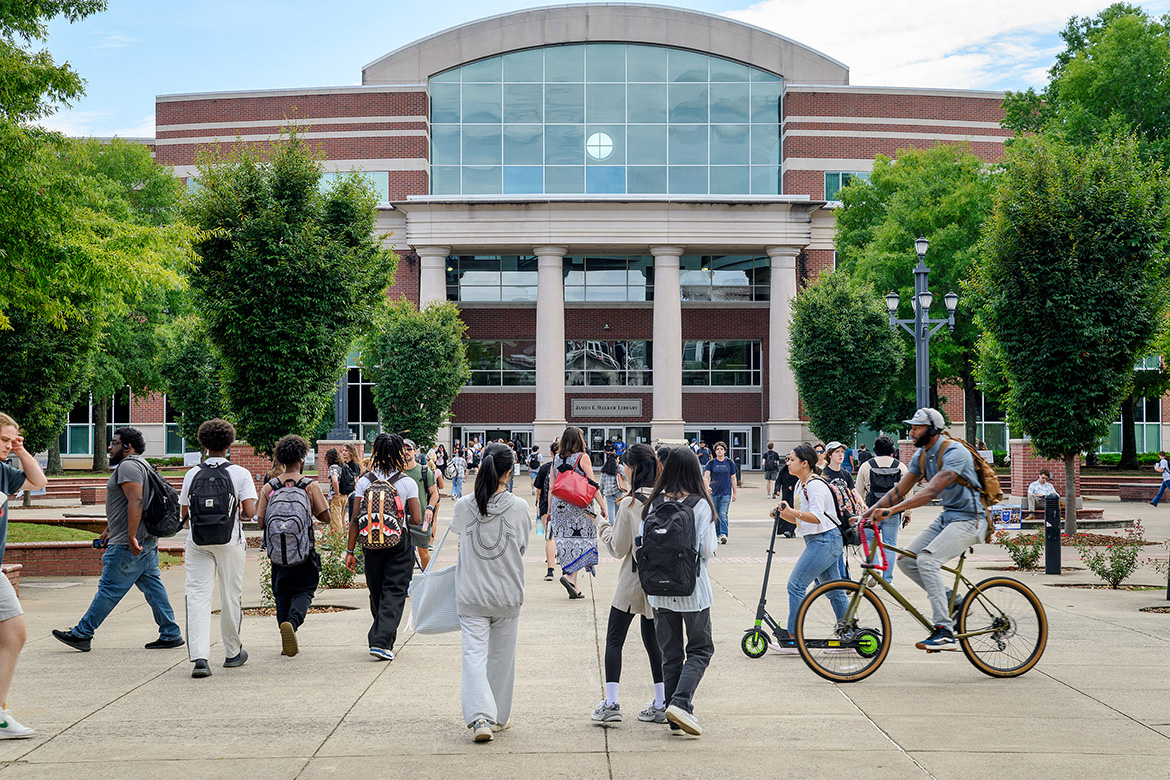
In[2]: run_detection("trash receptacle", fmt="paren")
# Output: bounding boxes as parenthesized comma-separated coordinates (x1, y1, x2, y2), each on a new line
(1044, 493, 1061, 575)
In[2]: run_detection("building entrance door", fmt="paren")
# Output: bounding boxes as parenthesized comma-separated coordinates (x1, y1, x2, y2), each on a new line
(685, 427, 754, 471)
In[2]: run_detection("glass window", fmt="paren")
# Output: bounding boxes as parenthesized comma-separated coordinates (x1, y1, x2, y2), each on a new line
(751, 123, 780, 166)
(503, 124, 543, 165)
(503, 84, 543, 123)
(466, 340, 536, 385)
(710, 124, 749, 165)
(710, 59, 750, 83)
(545, 45, 585, 82)
(586, 125, 624, 164)
(462, 125, 501, 165)
(669, 83, 708, 124)
(545, 125, 584, 165)
(503, 165, 543, 194)
(669, 125, 707, 165)
(462, 165, 501, 195)
(462, 57, 502, 83)
(709, 83, 749, 123)
(545, 165, 584, 194)
(678, 256, 770, 300)
(431, 166, 460, 195)
(586, 83, 625, 124)
(710, 166, 750, 194)
(669, 49, 708, 82)
(752, 166, 779, 195)
(825, 171, 870, 200)
(627, 45, 668, 82)
(503, 49, 543, 82)
(545, 83, 585, 123)
(586, 165, 625, 194)
(586, 43, 626, 82)
(430, 83, 461, 124)
(432, 125, 461, 165)
(669, 165, 707, 194)
(627, 124, 667, 164)
(628, 165, 667, 194)
(462, 84, 502, 123)
(750, 82, 783, 124)
(448, 256, 539, 302)
(627, 84, 668, 123)
(58, 398, 92, 456)
(566, 340, 653, 386)
(682, 340, 762, 386)
(562, 255, 654, 302)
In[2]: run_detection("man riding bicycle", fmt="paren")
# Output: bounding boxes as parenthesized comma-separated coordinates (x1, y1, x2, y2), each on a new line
(860, 408, 988, 651)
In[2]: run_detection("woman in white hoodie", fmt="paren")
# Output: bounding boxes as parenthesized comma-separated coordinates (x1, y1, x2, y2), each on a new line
(452, 442, 530, 743)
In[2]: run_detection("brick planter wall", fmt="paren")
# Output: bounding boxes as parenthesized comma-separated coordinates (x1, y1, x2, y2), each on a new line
(1009, 439, 1080, 499)
(5, 541, 185, 577)
(3, 564, 21, 596)
(316, 440, 365, 477)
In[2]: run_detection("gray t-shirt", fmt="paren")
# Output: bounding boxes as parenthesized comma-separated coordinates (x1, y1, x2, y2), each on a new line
(908, 438, 985, 523)
(106, 456, 154, 545)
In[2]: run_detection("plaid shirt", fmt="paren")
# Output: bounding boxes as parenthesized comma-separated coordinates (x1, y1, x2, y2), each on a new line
(598, 471, 620, 497)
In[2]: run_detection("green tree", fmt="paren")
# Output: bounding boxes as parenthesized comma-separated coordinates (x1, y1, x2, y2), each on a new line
(835, 144, 997, 437)
(157, 315, 226, 453)
(788, 270, 903, 444)
(361, 300, 469, 450)
(186, 131, 397, 455)
(977, 134, 1170, 533)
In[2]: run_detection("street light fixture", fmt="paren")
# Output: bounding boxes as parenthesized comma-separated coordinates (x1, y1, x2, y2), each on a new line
(886, 237, 960, 409)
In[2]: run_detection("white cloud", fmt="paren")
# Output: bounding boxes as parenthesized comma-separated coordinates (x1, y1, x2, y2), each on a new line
(724, 0, 1170, 89)
(89, 31, 140, 50)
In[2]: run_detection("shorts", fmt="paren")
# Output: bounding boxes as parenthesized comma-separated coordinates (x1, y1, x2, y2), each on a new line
(764, 470, 779, 480)
(0, 571, 23, 622)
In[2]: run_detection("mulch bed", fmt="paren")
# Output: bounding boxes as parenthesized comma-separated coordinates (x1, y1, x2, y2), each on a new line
(979, 565, 1083, 572)
(1139, 606, 1170, 613)
(1045, 583, 1165, 590)
(1004, 532, 1158, 547)
(219, 606, 359, 617)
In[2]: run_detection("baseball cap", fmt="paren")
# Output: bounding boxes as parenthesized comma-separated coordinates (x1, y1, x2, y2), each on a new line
(403, 438, 418, 450)
(902, 408, 946, 429)
(824, 441, 846, 455)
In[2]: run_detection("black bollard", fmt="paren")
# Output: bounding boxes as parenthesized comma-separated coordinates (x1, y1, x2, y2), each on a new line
(1044, 493, 1062, 575)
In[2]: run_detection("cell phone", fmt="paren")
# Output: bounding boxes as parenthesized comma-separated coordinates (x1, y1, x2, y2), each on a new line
(92, 538, 108, 548)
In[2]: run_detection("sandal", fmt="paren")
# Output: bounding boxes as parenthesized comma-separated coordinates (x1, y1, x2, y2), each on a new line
(559, 575, 583, 599)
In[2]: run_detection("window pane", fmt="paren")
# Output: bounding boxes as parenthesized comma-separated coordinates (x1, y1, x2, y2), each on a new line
(503, 341, 537, 371)
(710, 166, 750, 194)
(462, 165, 501, 194)
(545, 83, 584, 123)
(69, 425, 90, 454)
(628, 124, 667, 164)
(586, 43, 626, 82)
(503, 84, 543, 123)
(710, 124, 749, 164)
(669, 49, 708, 82)
(545, 165, 584, 193)
(502, 49, 543, 82)
(360, 384, 377, 422)
(710, 57, 750, 82)
(462, 83, 502, 123)
(431, 68, 459, 83)
(430, 83, 461, 124)
(669, 83, 708, 123)
(585, 165, 625, 194)
(503, 124, 543, 164)
(750, 82, 783, 123)
(627, 84, 667, 123)
(545, 44, 585, 82)
(586, 83, 625, 124)
(68, 400, 89, 424)
(462, 125, 501, 165)
(709, 82, 749, 123)
(503, 165, 543, 194)
(627, 165, 667, 193)
(751, 123, 780, 165)
(751, 166, 779, 194)
(466, 341, 502, 371)
(669, 125, 707, 164)
(627, 44, 668, 81)
(431, 166, 460, 194)
(431, 125, 461, 165)
(545, 125, 584, 164)
(461, 56, 502, 82)
(503, 371, 536, 386)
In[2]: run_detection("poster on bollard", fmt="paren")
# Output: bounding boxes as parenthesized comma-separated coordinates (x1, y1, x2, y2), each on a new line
(992, 505, 1023, 531)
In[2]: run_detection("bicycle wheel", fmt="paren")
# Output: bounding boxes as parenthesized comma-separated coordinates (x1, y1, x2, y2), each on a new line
(958, 577, 1047, 678)
(794, 579, 891, 683)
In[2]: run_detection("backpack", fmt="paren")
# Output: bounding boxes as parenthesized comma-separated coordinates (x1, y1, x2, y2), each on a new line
(528, 453, 540, 471)
(763, 450, 781, 471)
(263, 477, 315, 566)
(187, 462, 239, 546)
(635, 494, 702, 597)
(118, 457, 183, 538)
(357, 471, 407, 549)
(864, 461, 902, 509)
(337, 465, 356, 495)
(809, 475, 864, 546)
(919, 435, 1005, 543)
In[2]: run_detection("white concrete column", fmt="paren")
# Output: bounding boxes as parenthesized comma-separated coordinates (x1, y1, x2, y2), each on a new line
(416, 245, 451, 308)
(650, 246, 685, 443)
(534, 246, 568, 450)
(765, 246, 804, 451)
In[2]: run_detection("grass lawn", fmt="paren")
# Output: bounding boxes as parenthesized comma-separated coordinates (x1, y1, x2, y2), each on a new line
(7, 524, 96, 543)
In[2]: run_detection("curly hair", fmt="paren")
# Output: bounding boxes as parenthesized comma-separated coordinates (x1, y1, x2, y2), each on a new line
(325, 448, 340, 466)
(370, 432, 407, 474)
(272, 435, 310, 469)
(197, 418, 236, 452)
(114, 426, 146, 455)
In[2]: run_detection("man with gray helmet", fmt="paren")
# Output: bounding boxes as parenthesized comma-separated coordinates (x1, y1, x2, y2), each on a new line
(860, 408, 987, 651)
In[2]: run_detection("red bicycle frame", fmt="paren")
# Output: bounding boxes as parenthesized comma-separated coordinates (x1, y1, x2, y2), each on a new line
(857, 516, 890, 572)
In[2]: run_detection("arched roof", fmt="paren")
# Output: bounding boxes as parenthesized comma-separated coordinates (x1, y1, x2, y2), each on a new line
(362, 3, 849, 86)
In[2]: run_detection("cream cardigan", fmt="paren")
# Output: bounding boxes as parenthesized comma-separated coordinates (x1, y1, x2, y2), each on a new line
(596, 493, 652, 618)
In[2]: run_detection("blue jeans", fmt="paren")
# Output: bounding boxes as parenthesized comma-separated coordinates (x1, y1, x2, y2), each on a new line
(787, 528, 848, 635)
(714, 494, 732, 538)
(862, 515, 901, 583)
(1153, 481, 1170, 506)
(452, 476, 463, 499)
(74, 541, 182, 640)
(605, 493, 619, 524)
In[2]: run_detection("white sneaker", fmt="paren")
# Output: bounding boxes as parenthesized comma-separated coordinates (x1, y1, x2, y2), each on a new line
(664, 704, 701, 736)
(637, 702, 667, 723)
(0, 710, 35, 739)
(719, 535, 728, 544)
(592, 699, 623, 723)
(472, 719, 493, 742)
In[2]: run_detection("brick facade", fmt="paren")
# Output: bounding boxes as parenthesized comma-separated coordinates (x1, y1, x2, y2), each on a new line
(1010, 440, 1081, 499)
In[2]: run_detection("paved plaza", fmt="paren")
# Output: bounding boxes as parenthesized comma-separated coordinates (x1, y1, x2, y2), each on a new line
(3, 478, 1169, 779)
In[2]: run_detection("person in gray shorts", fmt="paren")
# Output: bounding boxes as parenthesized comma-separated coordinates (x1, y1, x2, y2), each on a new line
(0, 412, 48, 738)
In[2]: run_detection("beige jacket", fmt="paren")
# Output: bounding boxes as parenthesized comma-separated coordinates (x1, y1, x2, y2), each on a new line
(596, 493, 651, 618)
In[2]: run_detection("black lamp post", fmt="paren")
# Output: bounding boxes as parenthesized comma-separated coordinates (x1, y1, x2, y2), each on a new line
(885, 237, 959, 409)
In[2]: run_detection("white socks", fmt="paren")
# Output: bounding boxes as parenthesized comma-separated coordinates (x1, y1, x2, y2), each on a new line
(654, 682, 665, 708)
(605, 682, 620, 706)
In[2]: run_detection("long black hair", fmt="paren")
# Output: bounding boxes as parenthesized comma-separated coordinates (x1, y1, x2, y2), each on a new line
(601, 447, 618, 476)
(474, 442, 515, 516)
(641, 446, 715, 520)
(790, 442, 820, 477)
(370, 433, 407, 475)
(622, 443, 659, 499)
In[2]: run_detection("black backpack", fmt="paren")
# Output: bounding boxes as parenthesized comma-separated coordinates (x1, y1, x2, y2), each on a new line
(188, 462, 239, 546)
(528, 453, 540, 470)
(636, 494, 702, 597)
(119, 457, 183, 538)
(763, 450, 781, 470)
(865, 461, 902, 509)
(337, 465, 356, 495)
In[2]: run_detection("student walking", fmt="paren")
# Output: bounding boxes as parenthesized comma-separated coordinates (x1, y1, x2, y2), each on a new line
(450, 448, 468, 499)
(763, 442, 782, 499)
(256, 435, 330, 657)
(702, 442, 737, 544)
(642, 447, 717, 736)
(453, 443, 530, 742)
(592, 444, 666, 725)
(341, 443, 364, 520)
(549, 426, 607, 599)
(854, 435, 909, 583)
(53, 427, 184, 654)
(324, 448, 350, 535)
(534, 443, 558, 581)
(599, 444, 622, 524)
(403, 438, 441, 570)
(180, 419, 257, 677)
(345, 433, 420, 661)
(1152, 453, 1170, 506)
(0, 413, 47, 737)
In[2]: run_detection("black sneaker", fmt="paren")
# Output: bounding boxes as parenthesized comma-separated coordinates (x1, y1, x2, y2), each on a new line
(52, 629, 91, 652)
(224, 649, 249, 668)
(145, 636, 185, 649)
(544, 568, 554, 581)
(915, 625, 958, 651)
(191, 660, 212, 678)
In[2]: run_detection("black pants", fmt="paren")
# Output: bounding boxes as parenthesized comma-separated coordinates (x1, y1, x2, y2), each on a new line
(654, 607, 714, 715)
(272, 552, 320, 631)
(604, 606, 663, 684)
(363, 542, 414, 651)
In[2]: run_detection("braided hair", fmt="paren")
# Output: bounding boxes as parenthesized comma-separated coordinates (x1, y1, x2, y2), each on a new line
(370, 433, 407, 475)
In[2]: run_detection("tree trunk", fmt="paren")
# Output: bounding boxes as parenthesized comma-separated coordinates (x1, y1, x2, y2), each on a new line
(93, 396, 108, 472)
(962, 371, 978, 444)
(1118, 394, 1138, 470)
(1063, 452, 1077, 536)
(47, 437, 64, 476)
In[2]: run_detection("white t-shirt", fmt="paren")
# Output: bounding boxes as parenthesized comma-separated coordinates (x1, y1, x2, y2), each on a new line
(1159, 459, 1170, 482)
(178, 458, 258, 545)
(353, 469, 420, 504)
(795, 477, 838, 537)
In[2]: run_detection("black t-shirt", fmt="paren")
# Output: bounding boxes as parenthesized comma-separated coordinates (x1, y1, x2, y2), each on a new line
(821, 466, 854, 492)
(535, 461, 554, 516)
(856, 449, 874, 467)
(763, 450, 781, 472)
(776, 463, 798, 506)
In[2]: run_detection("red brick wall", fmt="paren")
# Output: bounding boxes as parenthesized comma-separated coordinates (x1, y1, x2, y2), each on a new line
(682, 392, 764, 423)
(451, 393, 535, 425)
(566, 307, 652, 339)
(132, 391, 166, 425)
(315, 440, 365, 479)
(801, 249, 834, 283)
(386, 251, 421, 303)
(156, 91, 426, 127)
(939, 381, 964, 425)
(228, 443, 278, 485)
(1010, 440, 1080, 498)
(2, 564, 19, 596)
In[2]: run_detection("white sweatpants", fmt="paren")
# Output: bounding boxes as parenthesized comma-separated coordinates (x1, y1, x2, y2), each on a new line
(459, 614, 520, 727)
(184, 539, 246, 662)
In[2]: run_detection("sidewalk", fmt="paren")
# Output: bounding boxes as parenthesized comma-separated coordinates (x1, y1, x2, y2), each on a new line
(2, 476, 1168, 778)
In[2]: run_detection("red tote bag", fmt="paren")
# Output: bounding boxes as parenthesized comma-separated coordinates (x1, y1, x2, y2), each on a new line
(551, 458, 599, 508)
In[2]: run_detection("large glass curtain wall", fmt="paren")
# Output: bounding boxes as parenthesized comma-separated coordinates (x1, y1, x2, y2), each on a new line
(430, 43, 783, 196)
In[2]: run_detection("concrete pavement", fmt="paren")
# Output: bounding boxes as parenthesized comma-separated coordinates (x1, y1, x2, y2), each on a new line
(2, 476, 1169, 779)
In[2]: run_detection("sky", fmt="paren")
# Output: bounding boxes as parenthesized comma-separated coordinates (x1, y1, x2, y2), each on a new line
(37, 0, 1170, 138)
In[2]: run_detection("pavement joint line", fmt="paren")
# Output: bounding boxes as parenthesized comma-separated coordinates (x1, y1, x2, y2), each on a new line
(587, 576, 615, 780)
(1042, 602, 1168, 643)
(834, 687, 939, 780)
(1036, 668, 1170, 742)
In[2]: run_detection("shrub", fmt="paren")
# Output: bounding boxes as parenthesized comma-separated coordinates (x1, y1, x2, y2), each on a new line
(317, 528, 357, 589)
(1071, 520, 1146, 588)
(258, 551, 274, 608)
(994, 530, 1044, 570)
(1146, 539, 1170, 579)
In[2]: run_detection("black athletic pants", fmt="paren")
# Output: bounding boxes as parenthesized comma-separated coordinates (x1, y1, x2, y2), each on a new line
(363, 542, 415, 651)
(272, 552, 320, 631)
(604, 606, 663, 684)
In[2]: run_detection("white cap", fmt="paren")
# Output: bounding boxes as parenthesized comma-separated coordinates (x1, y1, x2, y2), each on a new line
(902, 408, 946, 429)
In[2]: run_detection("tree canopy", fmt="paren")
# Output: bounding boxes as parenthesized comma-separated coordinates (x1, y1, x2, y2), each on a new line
(156, 315, 226, 450)
(186, 131, 397, 455)
(788, 270, 903, 444)
(362, 300, 469, 450)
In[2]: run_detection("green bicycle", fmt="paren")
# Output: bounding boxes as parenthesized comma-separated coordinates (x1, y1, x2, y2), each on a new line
(793, 518, 1048, 682)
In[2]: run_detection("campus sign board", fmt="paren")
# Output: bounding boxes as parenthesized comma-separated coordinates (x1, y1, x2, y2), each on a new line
(570, 399, 643, 418)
